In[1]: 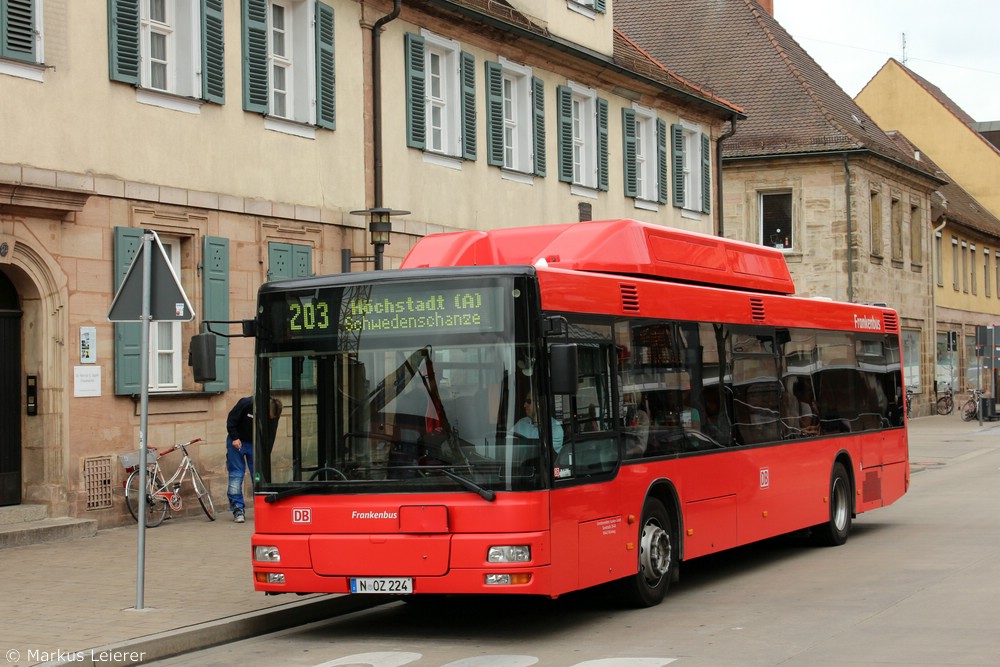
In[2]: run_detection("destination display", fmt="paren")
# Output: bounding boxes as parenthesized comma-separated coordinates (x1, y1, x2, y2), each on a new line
(269, 281, 506, 341)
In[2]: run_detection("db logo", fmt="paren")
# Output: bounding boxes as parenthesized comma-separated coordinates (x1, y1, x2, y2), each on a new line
(292, 508, 312, 524)
(759, 467, 770, 489)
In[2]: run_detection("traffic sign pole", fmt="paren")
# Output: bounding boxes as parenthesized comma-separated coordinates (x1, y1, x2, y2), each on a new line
(136, 232, 152, 610)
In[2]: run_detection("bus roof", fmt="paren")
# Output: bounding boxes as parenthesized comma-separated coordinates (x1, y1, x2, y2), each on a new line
(400, 219, 795, 295)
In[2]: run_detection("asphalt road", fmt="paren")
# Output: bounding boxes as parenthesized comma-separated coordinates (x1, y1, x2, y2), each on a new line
(149, 418, 1000, 667)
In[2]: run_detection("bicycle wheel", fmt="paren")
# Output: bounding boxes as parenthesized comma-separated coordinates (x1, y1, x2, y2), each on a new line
(961, 399, 978, 422)
(125, 468, 169, 527)
(189, 466, 217, 521)
(936, 395, 953, 416)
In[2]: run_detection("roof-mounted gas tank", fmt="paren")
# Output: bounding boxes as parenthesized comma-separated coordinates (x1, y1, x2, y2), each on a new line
(401, 219, 795, 295)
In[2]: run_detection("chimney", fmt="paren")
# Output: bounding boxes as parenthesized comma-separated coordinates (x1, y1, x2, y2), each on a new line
(757, 0, 773, 14)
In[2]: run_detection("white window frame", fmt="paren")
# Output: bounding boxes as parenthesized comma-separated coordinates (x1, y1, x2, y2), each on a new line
(0, 0, 45, 81)
(148, 238, 183, 392)
(267, 0, 316, 125)
(139, 0, 200, 98)
(569, 81, 597, 189)
(499, 57, 532, 173)
(567, 0, 597, 18)
(678, 118, 704, 213)
(632, 104, 658, 203)
(420, 30, 461, 157)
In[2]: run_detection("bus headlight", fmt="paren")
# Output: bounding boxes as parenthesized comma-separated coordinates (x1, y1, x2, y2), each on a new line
(255, 572, 285, 584)
(487, 545, 531, 562)
(254, 545, 281, 562)
(485, 573, 532, 585)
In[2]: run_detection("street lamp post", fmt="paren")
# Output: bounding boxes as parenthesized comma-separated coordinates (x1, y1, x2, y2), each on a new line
(343, 207, 409, 272)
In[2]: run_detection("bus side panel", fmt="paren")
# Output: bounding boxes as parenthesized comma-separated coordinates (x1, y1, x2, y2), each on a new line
(879, 460, 907, 507)
(682, 495, 737, 558)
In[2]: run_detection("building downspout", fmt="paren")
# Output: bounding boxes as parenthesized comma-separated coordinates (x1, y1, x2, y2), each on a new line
(372, 0, 402, 209)
(715, 115, 738, 237)
(932, 211, 949, 391)
(844, 153, 854, 302)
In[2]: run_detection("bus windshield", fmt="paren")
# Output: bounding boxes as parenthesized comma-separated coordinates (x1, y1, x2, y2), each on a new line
(254, 273, 549, 495)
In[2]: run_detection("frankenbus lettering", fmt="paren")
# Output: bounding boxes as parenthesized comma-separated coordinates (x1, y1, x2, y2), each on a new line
(853, 314, 882, 331)
(351, 510, 398, 519)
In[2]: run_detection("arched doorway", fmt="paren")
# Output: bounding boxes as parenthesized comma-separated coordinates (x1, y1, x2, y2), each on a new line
(0, 269, 21, 506)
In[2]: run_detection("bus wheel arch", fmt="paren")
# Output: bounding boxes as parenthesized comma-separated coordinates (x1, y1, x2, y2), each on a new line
(811, 456, 854, 547)
(617, 481, 679, 607)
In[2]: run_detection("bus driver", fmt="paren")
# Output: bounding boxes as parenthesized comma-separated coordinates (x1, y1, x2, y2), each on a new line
(512, 395, 564, 453)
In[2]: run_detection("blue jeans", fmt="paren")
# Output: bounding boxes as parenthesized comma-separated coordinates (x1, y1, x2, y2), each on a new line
(226, 436, 253, 514)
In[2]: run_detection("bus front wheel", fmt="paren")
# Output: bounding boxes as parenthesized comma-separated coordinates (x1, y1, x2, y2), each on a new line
(618, 497, 675, 607)
(811, 462, 852, 546)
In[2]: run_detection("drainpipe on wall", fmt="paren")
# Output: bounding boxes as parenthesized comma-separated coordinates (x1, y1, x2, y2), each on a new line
(372, 0, 402, 209)
(932, 210, 949, 390)
(715, 115, 738, 237)
(843, 153, 854, 303)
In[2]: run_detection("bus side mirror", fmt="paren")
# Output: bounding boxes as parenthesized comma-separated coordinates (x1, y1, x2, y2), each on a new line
(189, 333, 217, 383)
(550, 343, 578, 395)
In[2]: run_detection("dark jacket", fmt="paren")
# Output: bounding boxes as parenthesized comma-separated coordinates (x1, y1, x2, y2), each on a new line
(226, 396, 254, 443)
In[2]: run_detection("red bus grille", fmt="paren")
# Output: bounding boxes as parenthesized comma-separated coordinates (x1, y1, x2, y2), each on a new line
(749, 297, 766, 321)
(882, 311, 899, 333)
(620, 284, 640, 312)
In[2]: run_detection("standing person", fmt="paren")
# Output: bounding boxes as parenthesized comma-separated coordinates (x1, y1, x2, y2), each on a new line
(226, 396, 255, 523)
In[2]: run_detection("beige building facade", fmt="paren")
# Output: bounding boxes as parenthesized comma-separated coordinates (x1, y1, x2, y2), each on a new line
(857, 59, 1000, 219)
(0, 0, 740, 522)
(855, 59, 1000, 401)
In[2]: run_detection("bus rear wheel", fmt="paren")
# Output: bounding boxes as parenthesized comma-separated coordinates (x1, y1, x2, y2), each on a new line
(618, 497, 674, 607)
(811, 462, 852, 546)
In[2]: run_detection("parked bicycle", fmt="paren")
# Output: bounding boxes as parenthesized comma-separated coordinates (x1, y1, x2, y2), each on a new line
(936, 385, 954, 416)
(120, 438, 216, 527)
(961, 388, 985, 422)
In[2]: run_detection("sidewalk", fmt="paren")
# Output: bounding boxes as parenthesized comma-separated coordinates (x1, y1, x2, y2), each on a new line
(3, 414, 998, 667)
(2, 509, 385, 667)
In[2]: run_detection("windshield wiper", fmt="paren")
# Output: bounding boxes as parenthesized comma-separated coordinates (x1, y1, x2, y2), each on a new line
(391, 465, 496, 502)
(436, 467, 497, 502)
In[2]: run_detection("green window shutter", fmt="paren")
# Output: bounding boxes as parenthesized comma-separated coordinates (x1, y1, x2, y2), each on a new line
(201, 0, 225, 104)
(2, 0, 35, 62)
(656, 118, 668, 204)
(315, 1, 336, 129)
(596, 97, 609, 191)
(595, 0, 607, 13)
(268, 243, 313, 390)
(108, 0, 140, 84)
(557, 85, 573, 183)
(242, 0, 268, 114)
(701, 133, 712, 214)
(485, 61, 504, 167)
(532, 76, 546, 177)
(202, 236, 230, 392)
(621, 108, 637, 198)
(113, 227, 144, 395)
(460, 51, 476, 160)
(671, 123, 685, 208)
(404, 32, 426, 150)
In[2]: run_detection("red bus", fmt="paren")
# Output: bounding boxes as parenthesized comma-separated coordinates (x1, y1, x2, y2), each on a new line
(232, 219, 908, 607)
